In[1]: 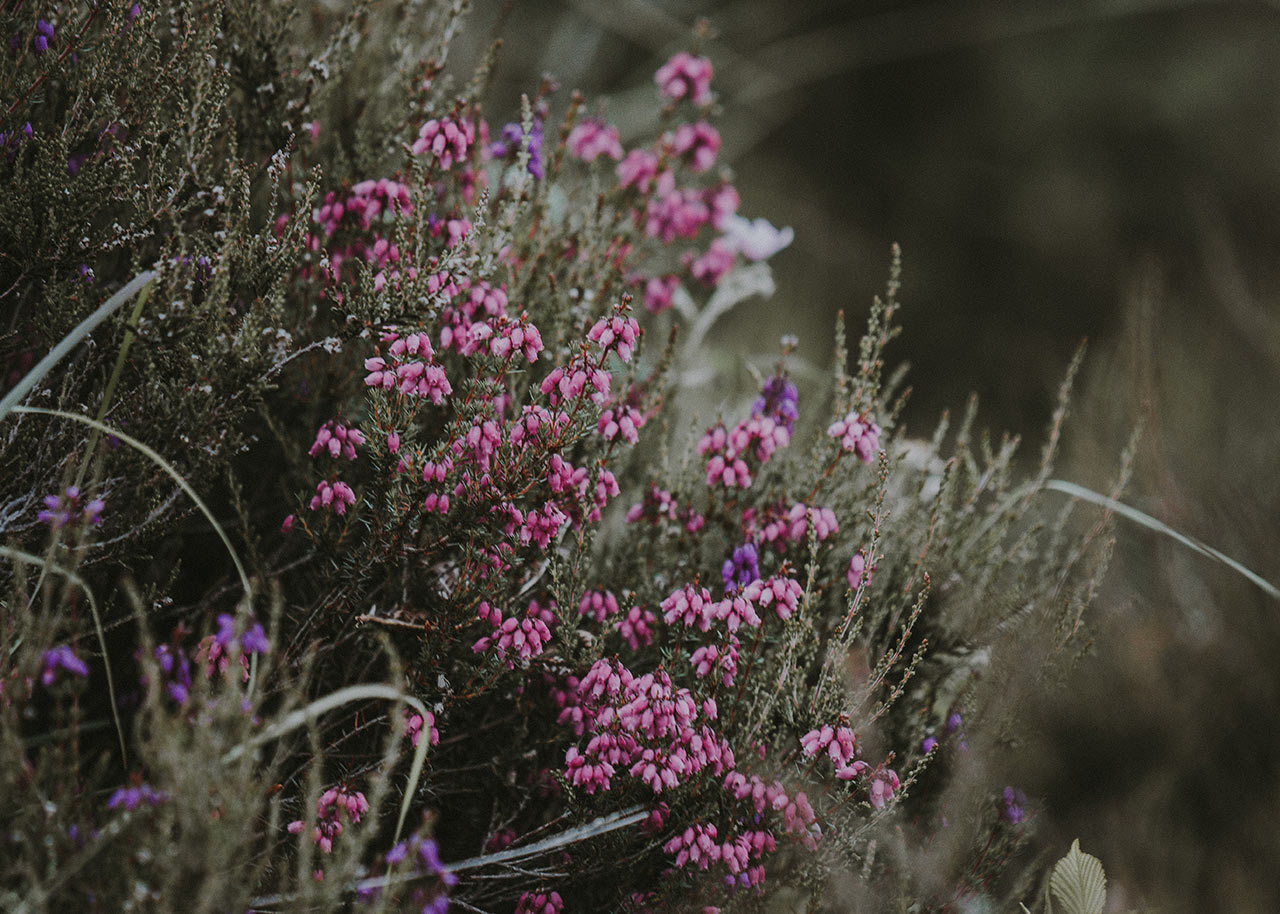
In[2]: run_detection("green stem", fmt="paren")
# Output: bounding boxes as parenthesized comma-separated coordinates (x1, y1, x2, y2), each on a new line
(74, 280, 153, 491)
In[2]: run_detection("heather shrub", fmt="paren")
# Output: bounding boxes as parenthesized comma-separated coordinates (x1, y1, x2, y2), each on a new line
(2, 2, 1125, 912)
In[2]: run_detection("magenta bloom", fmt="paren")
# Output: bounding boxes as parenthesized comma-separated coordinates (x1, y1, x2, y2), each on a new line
(567, 119, 623, 162)
(655, 51, 714, 105)
(309, 479, 356, 515)
(827, 411, 882, 464)
(411, 117, 474, 169)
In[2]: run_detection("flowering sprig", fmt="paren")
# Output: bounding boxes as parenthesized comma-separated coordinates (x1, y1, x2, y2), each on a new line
(655, 52, 714, 106)
(37, 486, 105, 529)
(40, 645, 89, 687)
(827, 410, 882, 464)
(288, 785, 370, 854)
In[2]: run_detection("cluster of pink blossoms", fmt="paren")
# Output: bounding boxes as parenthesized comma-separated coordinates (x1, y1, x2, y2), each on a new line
(287, 785, 370, 854)
(364, 330, 453, 404)
(567, 119, 623, 162)
(411, 116, 474, 169)
(660, 575, 800, 633)
(306, 177, 414, 288)
(309, 420, 365, 460)
(624, 484, 705, 533)
(743, 501, 839, 551)
(577, 589, 620, 623)
(561, 659, 730, 795)
(655, 51, 714, 105)
(309, 479, 356, 515)
(723, 771, 820, 848)
(473, 599, 555, 668)
(436, 278, 543, 362)
(515, 890, 564, 914)
(404, 708, 440, 749)
(697, 412, 791, 491)
(827, 410, 883, 464)
(800, 722, 901, 808)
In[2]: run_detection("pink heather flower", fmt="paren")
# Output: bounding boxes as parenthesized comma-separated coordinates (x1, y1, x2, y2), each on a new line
(800, 723, 859, 767)
(588, 468, 621, 522)
(868, 767, 901, 809)
(707, 182, 741, 230)
(421, 455, 453, 484)
(598, 404, 643, 444)
(626, 484, 679, 525)
(389, 331, 433, 360)
(616, 605, 656, 650)
(617, 148, 659, 193)
(539, 360, 612, 407)
(827, 412, 882, 463)
(690, 642, 737, 686)
(847, 550, 873, 589)
(655, 51, 714, 105)
(568, 119, 624, 162)
(662, 584, 718, 631)
(473, 601, 553, 667)
(748, 502, 838, 550)
(309, 420, 366, 460)
(395, 361, 452, 403)
(742, 574, 803, 621)
(288, 785, 369, 854)
(404, 708, 440, 749)
(386, 431, 400, 454)
(642, 274, 680, 314)
(309, 480, 356, 515)
(488, 315, 544, 362)
(411, 117, 473, 169)
(666, 121, 721, 172)
(515, 891, 564, 914)
(645, 178, 711, 243)
(686, 237, 736, 286)
(587, 308, 641, 363)
(663, 822, 723, 871)
(578, 590, 619, 623)
(547, 454, 589, 496)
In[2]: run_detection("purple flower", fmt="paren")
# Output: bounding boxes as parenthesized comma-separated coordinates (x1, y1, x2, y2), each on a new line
(1002, 786, 1027, 824)
(107, 782, 166, 811)
(721, 542, 760, 595)
(154, 644, 192, 705)
(752, 374, 799, 434)
(37, 486, 105, 529)
(41, 644, 89, 686)
(488, 119, 545, 179)
(241, 622, 269, 654)
(33, 19, 53, 55)
(945, 712, 963, 734)
(921, 735, 938, 754)
(214, 614, 237, 648)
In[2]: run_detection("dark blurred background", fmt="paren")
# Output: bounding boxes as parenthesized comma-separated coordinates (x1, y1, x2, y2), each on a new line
(453, 1, 1280, 908)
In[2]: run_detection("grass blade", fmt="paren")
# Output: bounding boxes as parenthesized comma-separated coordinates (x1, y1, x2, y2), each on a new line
(222, 682, 431, 843)
(1044, 479, 1280, 600)
(0, 545, 127, 764)
(0, 271, 156, 424)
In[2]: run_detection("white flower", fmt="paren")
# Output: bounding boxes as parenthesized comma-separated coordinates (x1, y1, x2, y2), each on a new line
(720, 213, 795, 261)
